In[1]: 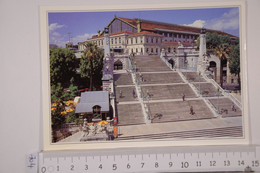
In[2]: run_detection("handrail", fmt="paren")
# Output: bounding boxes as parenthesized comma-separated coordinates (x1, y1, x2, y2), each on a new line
(202, 73, 242, 109)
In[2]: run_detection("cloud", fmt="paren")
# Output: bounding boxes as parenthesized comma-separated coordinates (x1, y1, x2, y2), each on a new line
(182, 8, 239, 36)
(71, 33, 96, 45)
(49, 23, 67, 47)
(48, 22, 95, 47)
(205, 8, 239, 31)
(49, 23, 65, 31)
(184, 20, 206, 28)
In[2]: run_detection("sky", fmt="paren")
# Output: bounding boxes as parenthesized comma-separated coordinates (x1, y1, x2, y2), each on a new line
(48, 7, 240, 47)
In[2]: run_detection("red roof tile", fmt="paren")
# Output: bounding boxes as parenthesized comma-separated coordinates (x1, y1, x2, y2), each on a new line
(128, 31, 162, 37)
(90, 31, 133, 40)
(117, 17, 237, 38)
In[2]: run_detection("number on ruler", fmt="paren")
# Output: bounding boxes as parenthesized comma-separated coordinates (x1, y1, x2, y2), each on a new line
(41, 167, 46, 173)
(224, 160, 230, 167)
(99, 164, 103, 169)
(57, 165, 60, 171)
(85, 164, 88, 170)
(169, 162, 173, 167)
(112, 164, 117, 170)
(181, 162, 189, 168)
(210, 161, 216, 167)
(141, 162, 145, 168)
(196, 161, 202, 167)
(252, 160, 259, 167)
(127, 163, 131, 169)
(238, 160, 245, 166)
(70, 165, 74, 171)
(155, 162, 159, 168)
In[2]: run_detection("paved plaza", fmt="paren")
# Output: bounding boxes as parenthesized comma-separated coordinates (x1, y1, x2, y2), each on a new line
(140, 72, 184, 84)
(117, 103, 145, 126)
(141, 84, 197, 100)
(114, 73, 133, 85)
(133, 56, 171, 72)
(115, 86, 138, 102)
(209, 97, 242, 117)
(182, 72, 207, 82)
(149, 100, 215, 123)
(193, 82, 223, 97)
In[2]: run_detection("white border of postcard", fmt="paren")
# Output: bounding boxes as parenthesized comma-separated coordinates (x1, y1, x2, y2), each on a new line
(41, 0, 249, 151)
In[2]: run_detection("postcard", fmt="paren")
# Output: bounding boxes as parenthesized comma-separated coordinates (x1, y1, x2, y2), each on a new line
(40, 1, 249, 150)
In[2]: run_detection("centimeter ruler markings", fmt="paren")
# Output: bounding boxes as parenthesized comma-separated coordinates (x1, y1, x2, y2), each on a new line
(38, 146, 260, 173)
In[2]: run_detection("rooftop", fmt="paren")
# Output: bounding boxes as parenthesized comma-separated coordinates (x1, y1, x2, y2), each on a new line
(75, 91, 109, 114)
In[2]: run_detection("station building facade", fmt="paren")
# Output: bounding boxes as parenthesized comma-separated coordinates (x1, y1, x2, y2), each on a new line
(78, 16, 239, 87)
(78, 16, 236, 56)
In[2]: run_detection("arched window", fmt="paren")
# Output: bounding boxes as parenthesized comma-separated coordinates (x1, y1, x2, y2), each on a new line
(114, 60, 123, 70)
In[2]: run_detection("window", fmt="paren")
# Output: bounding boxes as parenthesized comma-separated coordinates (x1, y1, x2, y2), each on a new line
(111, 38, 113, 44)
(119, 37, 121, 43)
(151, 48, 153, 53)
(169, 33, 172, 37)
(156, 38, 158, 43)
(136, 48, 138, 53)
(131, 38, 133, 44)
(146, 48, 149, 52)
(115, 38, 117, 44)
(156, 48, 158, 53)
(146, 37, 149, 43)
(140, 37, 143, 43)
(151, 37, 153, 43)
(135, 37, 137, 44)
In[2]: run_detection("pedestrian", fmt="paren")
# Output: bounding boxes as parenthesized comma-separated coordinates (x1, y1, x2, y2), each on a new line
(182, 93, 185, 101)
(132, 89, 136, 98)
(190, 106, 194, 115)
(147, 90, 150, 97)
(119, 90, 122, 98)
(141, 75, 144, 82)
(231, 104, 236, 112)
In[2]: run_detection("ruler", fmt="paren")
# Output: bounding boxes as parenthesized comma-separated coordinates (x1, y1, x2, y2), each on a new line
(36, 145, 260, 173)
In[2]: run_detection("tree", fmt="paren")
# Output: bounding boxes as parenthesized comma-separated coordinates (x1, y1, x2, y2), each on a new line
(50, 47, 77, 88)
(62, 77, 78, 101)
(79, 42, 103, 91)
(197, 32, 232, 86)
(213, 43, 231, 86)
(197, 32, 231, 49)
(229, 43, 240, 89)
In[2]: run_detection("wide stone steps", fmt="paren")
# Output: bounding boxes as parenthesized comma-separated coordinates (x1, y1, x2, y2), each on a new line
(116, 126, 242, 141)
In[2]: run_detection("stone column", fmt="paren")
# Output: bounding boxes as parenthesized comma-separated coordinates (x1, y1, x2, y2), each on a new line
(198, 28, 207, 73)
(226, 60, 232, 84)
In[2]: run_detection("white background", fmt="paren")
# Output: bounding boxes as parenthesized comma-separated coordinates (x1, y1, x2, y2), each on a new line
(0, 0, 259, 172)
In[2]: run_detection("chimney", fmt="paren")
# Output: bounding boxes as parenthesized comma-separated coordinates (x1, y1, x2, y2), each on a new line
(137, 19, 142, 33)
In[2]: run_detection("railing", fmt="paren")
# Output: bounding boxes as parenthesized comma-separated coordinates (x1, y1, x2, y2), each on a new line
(128, 56, 151, 124)
(201, 73, 242, 109)
(160, 54, 174, 70)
